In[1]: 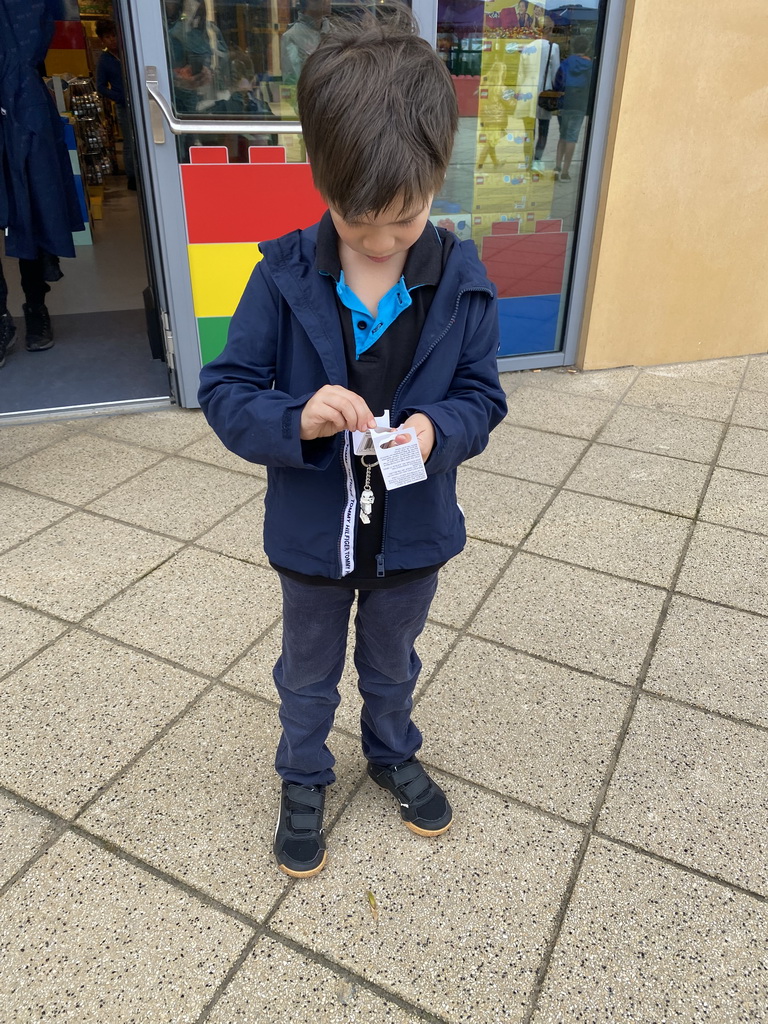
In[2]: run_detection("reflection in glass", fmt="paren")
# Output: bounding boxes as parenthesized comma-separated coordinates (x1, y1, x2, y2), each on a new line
(433, 1, 604, 358)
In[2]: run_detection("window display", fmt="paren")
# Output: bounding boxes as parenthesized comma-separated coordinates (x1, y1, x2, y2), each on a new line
(434, 1, 604, 357)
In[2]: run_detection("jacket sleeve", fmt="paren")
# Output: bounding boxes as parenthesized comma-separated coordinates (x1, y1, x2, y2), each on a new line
(96, 55, 122, 104)
(403, 291, 507, 476)
(197, 262, 335, 471)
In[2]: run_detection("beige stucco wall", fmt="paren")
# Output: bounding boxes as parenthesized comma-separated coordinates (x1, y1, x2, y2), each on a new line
(578, 0, 768, 368)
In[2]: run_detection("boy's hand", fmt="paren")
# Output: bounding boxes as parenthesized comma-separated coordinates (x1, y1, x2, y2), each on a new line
(300, 385, 376, 440)
(390, 413, 435, 463)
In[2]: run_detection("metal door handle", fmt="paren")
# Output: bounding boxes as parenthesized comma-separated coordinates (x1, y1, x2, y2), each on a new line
(145, 66, 302, 143)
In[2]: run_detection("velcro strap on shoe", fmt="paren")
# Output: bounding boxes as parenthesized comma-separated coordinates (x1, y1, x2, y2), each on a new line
(286, 784, 324, 809)
(291, 812, 322, 830)
(390, 763, 431, 802)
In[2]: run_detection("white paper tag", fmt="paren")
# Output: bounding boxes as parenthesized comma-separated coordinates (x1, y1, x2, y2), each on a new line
(371, 427, 427, 490)
(352, 410, 390, 455)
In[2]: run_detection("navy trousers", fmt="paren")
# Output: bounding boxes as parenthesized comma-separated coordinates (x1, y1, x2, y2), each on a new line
(273, 572, 439, 786)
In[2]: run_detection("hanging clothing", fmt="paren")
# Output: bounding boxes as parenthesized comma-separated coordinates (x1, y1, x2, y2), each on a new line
(0, 0, 84, 259)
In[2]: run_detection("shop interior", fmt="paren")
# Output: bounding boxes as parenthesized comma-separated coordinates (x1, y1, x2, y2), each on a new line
(0, 1, 167, 418)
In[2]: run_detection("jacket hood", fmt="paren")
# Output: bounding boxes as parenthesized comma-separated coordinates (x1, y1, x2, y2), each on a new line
(564, 55, 593, 87)
(259, 220, 493, 302)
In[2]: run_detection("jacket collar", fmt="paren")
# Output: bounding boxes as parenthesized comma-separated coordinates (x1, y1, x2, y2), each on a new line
(259, 220, 492, 385)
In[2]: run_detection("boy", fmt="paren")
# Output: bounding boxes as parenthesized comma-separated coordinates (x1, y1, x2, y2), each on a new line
(95, 19, 136, 190)
(198, 10, 507, 878)
(553, 35, 593, 182)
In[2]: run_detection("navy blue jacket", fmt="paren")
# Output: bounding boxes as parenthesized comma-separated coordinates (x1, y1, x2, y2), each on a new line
(0, 0, 85, 259)
(198, 222, 507, 580)
(96, 50, 125, 106)
(554, 54, 593, 112)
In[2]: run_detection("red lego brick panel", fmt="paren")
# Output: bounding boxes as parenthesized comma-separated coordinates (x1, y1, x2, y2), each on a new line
(189, 147, 230, 164)
(491, 221, 521, 235)
(481, 232, 568, 299)
(51, 21, 86, 49)
(248, 146, 287, 163)
(180, 156, 327, 244)
(535, 220, 564, 233)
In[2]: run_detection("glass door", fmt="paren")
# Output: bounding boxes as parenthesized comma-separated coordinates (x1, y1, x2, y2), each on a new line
(119, 0, 350, 407)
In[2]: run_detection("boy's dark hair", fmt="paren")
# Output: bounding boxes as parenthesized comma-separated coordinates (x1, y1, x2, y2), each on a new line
(297, 7, 458, 219)
(95, 18, 117, 39)
(571, 35, 590, 55)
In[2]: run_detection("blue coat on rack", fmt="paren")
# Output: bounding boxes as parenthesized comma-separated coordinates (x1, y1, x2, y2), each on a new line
(0, 0, 85, 260)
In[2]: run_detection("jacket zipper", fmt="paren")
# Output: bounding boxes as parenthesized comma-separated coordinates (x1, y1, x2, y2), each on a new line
(375, 284, 493, 576)
(337, 432, 358, 578)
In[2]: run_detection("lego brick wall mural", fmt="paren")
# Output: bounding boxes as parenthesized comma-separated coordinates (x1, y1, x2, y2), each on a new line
(181, 146, 327, 364)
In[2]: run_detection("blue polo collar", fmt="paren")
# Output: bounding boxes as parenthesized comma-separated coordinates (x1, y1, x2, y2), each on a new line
(314, 212, 443, 358)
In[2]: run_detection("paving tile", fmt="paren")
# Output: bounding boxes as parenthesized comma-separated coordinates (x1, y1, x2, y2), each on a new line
(80, 687, 361, 921)
(742, 354, 768, 393)
(209, 934, 425, 1023)
(225, 619, 457, 737)
(0, 432, 163, 505)
(699, 466, 768, 534)
(645, 596, 768, 728)
(499, 370, 523, 397)
(0, 792, 57, 886)
(0, 512, 180, 620)
(271, 778, 581, 1024)
(566, 444, 709, 517)
(597, 403, 723, 463)
(0, 484, 71, 552)
(731, 389, 768, 430)
(85, 407, 210, 451)
(86, 456, 263, 540)
(524, 491, 690, 587)
(87, 547, 281, 675)
(532, 839, 768, 1024)
(518, 365, 639, 400)
(641, 355, 747, 387)
(0, 420, 76, 469)
(622, 374, 735, 421)
(178, 434, 268, 479)
(0, 832, 250, 1024)
(473, 553, 665, 684)
(417, 637, 629, 821)
(428, 537, 511, 629)
(467, 423, 587, 485)
(0, 599, 66, 677)
(505, 385, 615, 439)
(677, 522, 768, 615)
(457, 466, 552, 546)
(599, 696, 768, 894)
(0, 630, 205, 817)
(196, 493, 268, 566)
(718, 424, 768, 474)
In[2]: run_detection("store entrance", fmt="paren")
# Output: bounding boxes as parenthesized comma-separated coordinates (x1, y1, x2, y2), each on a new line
(0, 2, 169, 419)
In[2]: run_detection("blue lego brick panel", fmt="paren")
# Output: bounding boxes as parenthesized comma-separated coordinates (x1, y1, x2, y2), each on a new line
(497, 294, 562, 356)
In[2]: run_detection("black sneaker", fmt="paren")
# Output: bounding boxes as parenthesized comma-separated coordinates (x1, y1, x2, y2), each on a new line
(23, 302, 54, 352)
(0, 312, 16, 368)
(368, 758, 453, 837)
(273, 782, 327, 878)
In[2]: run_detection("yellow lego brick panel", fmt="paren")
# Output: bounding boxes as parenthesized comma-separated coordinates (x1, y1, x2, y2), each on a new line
(45, 49, 90, 77)
(187, 243, 263, 319)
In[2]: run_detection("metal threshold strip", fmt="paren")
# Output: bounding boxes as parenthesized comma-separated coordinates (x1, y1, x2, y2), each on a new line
(0, 396, 173, 425)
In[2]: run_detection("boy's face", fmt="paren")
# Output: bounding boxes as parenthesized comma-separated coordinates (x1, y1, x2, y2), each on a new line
(329, 198, 433, 265)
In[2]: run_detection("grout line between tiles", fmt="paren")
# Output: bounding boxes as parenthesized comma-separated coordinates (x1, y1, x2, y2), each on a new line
(592, 833, 768, 904)
(519, 352, 753, 1024)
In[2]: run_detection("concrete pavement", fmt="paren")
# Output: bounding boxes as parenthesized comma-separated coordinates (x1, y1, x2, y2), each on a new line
(1, 354, 766, 1023)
